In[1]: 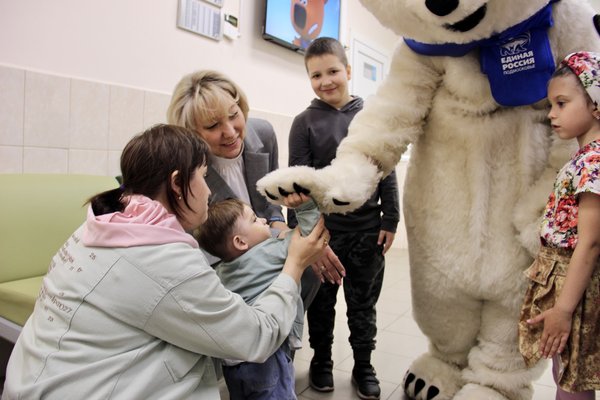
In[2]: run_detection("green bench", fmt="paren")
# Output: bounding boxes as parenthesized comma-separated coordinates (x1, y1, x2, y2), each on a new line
(0, 174, 118, 342)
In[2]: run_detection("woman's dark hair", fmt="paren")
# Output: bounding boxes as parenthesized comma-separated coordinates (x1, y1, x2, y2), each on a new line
(88, 124, 209, 219)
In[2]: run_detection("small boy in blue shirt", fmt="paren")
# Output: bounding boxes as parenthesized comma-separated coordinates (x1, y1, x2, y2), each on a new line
(197, 193, 322, 400)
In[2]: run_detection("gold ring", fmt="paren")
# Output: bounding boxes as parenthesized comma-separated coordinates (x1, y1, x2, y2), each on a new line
(320, 265, 326, 271)
(323, 239, 328, 246)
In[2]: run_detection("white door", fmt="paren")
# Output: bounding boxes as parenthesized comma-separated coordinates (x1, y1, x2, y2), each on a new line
(351, 38, 388, 99)
(350, 38, 412, 159)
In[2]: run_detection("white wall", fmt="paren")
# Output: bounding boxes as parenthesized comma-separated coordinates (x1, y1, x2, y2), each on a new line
(0, 0, 410, 248)
(0, 0, 398, 117)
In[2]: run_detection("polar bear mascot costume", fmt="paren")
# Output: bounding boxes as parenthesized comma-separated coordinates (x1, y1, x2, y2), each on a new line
(258, 0, 600, 399)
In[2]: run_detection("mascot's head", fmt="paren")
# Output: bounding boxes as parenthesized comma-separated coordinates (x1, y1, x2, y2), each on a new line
(359, 0, 553, 44)
(359, 0, 598, 106)
(291, 0, 328, 43)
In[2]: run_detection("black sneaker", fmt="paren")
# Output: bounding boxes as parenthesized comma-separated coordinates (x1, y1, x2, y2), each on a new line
(352, 364, 381, 400)
(309, 359, 334, 392)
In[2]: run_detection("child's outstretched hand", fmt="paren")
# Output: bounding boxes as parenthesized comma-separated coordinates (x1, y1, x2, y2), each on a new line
(281, 191, 346, 284)
(527, 306, 572, 359)
(283, 217, 330, 284)
(282, 192, 311, 209)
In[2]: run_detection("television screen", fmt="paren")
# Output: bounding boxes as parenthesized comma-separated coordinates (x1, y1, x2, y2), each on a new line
(263, 0, 341, 53)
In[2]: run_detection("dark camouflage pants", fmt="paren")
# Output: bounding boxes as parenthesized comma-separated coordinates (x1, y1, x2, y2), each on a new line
(307, 227, 385, 356)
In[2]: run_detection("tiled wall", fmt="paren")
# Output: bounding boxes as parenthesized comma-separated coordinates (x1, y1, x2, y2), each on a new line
(0, 65, 171, 176)
(0, 65, 302, 177)
(0, 65, 408, 249)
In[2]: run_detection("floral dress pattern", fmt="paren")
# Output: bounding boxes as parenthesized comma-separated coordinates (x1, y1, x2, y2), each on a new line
(519, 140, 600, 392)
(539, 140, 600, 249)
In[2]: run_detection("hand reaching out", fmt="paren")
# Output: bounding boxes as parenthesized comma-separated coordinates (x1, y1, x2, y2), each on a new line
(281, 192, 346, 285)
(284, 217, 330, 284)
(311, 245, 345, 285)
(282, 192, 311, 208)
(527, 306, 572, 359)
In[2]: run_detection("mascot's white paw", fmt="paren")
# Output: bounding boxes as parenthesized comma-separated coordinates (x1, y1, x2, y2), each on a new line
(257, 153, 382, 214)
(256, 165, 323, 205)
(403, 354, 463, 400)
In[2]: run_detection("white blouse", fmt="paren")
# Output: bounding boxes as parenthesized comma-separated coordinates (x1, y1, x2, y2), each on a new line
(209, 148, 251, 205)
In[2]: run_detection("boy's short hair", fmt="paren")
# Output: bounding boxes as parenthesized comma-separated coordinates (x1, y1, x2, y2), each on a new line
(196, 198, 246, 261)
(304, 37, 348, 68)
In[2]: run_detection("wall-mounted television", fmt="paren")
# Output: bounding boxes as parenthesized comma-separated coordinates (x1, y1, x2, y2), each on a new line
(263, 0, 341, 53)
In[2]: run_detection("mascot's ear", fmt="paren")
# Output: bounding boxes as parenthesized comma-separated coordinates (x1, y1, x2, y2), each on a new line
(594, 15, 600, 36)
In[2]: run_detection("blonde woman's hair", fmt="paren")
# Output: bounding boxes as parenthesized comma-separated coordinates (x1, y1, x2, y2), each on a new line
(167, 70, 250, 133)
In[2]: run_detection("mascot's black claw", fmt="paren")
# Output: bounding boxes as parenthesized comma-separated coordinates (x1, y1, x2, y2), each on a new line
(404, 372, 415, 390)
(594, 15, 600, 36)
(427, 386, 440, 400)
(293, 182, 310, 195)
(414, 378, 426, 395)
(332, 198, 350, 206)
(264, 190, 278, 201)
(278, 186, 291, 197)
(403, 371, 440, 400)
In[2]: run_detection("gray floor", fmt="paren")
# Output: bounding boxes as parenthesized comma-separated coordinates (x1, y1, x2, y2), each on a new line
(221, 247, 597, 400)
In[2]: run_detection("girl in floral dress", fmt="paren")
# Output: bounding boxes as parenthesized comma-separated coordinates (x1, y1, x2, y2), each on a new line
(519, 51, 600, 400)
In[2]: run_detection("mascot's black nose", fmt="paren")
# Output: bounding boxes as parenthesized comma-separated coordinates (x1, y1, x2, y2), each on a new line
(425, 0, 459, 16)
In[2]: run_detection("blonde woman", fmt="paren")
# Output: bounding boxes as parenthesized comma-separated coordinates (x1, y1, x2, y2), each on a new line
(167, 70, 345, 306)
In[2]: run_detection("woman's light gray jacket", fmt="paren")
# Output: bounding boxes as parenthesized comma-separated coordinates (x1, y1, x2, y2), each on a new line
(2, 225, 298, 400)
